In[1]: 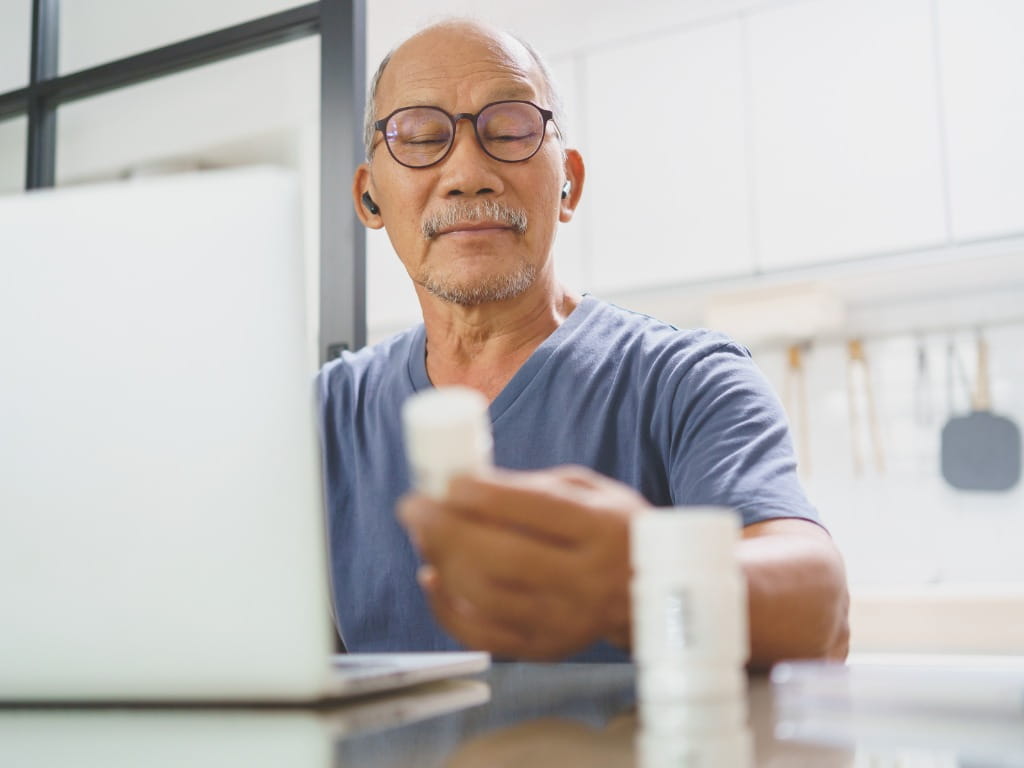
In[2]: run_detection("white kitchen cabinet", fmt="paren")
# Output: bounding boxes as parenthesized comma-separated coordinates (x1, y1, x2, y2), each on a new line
(938, 0, 1024, 242)
(582, 18, 753, 293)
(748, 0, 947, 269)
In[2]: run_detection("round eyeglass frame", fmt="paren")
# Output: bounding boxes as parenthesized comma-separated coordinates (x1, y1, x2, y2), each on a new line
(372, 100, 556, 169)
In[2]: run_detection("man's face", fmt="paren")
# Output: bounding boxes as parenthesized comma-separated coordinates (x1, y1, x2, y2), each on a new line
(354, 25, 582, 307)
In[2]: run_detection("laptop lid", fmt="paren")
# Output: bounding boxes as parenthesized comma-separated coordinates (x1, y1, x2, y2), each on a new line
(0, 168, 333, 700)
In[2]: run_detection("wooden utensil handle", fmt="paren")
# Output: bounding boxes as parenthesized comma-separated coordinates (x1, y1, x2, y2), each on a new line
(973, 336, 991, 411)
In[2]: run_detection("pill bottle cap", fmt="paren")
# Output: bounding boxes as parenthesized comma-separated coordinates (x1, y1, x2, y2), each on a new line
(631, 507, 741, 576)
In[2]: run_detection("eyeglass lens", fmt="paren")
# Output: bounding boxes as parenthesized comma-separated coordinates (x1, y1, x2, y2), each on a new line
(383, 102, 546, 167)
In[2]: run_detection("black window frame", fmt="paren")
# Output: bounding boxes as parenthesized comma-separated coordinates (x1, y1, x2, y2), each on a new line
(0, 0, 366, 360)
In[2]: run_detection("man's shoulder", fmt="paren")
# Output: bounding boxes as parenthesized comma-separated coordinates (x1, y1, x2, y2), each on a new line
(318, 324, 423, 399)
(579, 296, 751, 369)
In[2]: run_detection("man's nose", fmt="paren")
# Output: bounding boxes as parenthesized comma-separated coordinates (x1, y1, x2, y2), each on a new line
(438, 121, 504, 198)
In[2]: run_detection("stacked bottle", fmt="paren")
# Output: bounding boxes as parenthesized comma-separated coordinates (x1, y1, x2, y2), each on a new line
(631, 508, 753, 767)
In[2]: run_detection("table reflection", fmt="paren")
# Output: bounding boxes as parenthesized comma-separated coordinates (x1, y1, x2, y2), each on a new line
(3, 664, 1023, 767)
(0, 678, 489, 768)
(637, 698, 753, 768)
(0, 709, 333, 768)
(771, 658, 1024, 767)
(775, 701, 1024, 767)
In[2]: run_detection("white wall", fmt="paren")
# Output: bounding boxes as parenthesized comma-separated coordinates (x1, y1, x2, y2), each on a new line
(0, 115, 26, 195)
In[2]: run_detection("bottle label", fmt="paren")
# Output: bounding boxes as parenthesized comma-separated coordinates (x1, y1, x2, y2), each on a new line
(664, 588, 695, 650)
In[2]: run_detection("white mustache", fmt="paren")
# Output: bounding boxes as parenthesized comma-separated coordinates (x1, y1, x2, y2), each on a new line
(422, 200, 528, 239)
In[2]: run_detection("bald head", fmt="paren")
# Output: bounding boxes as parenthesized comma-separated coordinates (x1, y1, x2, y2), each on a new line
(363, 19, 567, 159)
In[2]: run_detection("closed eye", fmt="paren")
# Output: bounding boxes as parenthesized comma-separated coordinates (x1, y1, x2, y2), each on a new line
(405, 137, 449, 145)
(489, 131, 537, 143)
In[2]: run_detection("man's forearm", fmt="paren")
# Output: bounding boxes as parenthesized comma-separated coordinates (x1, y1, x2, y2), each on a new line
(738, 520, 850, 669)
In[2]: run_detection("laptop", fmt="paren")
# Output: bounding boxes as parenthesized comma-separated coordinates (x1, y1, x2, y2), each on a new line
(0, 680, 491, 766)
(0, 167, 488, 702)
(0, 679, 491, 767)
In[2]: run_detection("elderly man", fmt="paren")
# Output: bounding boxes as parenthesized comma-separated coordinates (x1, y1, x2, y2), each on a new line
(319, 19, 849, 666)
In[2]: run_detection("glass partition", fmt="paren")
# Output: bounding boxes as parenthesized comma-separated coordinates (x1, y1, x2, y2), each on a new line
(56, 37, 318, 185)
(0, 0, 32, 93)
(59, 0, 309, 74)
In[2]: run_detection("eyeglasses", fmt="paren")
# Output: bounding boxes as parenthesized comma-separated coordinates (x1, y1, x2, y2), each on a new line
(373, 100, 555, 169)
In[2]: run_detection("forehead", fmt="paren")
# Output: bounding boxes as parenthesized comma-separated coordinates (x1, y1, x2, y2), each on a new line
(376, 25, 545, 114)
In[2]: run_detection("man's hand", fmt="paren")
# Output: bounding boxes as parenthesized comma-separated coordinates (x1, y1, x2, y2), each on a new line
(398, 465, 850, 666)
(398, 465, 650, 660)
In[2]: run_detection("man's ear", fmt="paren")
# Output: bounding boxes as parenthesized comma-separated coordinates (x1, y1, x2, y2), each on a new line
(559, 149, 585, 223)
(352, 164, 384, 229)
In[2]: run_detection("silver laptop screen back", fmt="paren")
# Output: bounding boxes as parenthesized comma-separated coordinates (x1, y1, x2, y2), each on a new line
(0, 168, 332, 700)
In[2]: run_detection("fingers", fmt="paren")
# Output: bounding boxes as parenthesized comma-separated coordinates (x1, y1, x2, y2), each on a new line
(445, 465, 645, 542)
(399, 495, 577, 589)
(420, 571, 594, 661)
(400, 495, 601, 658)
(422, 575, 534, 658)
(422, 554, 583, 640)
(448, 470, 589, 543)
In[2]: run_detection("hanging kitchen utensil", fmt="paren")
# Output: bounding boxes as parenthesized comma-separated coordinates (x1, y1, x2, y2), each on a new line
(941, 332, 1021, 492)
(944, 336, 973, 420)
(783, 343, 811, 476)
(913, 337, 933, 428)
(846, 339, 885, 476)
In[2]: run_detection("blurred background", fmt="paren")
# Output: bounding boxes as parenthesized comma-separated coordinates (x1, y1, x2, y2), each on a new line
(2, 0, 1022, 628)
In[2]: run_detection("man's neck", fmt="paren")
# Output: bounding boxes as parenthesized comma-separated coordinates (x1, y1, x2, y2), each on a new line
(418, 281, 581, 402)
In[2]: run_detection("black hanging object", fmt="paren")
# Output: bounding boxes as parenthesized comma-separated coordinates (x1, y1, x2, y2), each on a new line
(941, 336, 1021, 492)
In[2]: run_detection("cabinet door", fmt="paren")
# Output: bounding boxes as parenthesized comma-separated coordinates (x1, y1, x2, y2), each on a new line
(939, 0, 1024, 241)
(583, 19, 753, 293)
(748, 0, 947, 269)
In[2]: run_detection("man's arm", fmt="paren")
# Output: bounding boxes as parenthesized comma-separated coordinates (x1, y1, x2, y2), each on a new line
(399, 465, 849, 664)
(739, 517, 850, 669)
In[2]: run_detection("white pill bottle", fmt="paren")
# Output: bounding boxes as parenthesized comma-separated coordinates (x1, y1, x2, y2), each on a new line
(401, 386, 493, 499)
(630, 508, 749, 702)
(631, 508, 753, 768)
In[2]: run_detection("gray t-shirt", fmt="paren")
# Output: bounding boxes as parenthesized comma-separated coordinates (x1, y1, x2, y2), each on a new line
(317, 296, 820, 662)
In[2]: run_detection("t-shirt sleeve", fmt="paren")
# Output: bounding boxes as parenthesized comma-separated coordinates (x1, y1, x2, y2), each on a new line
(664, 341, 823, 529)
(316, 358, 351, 515)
